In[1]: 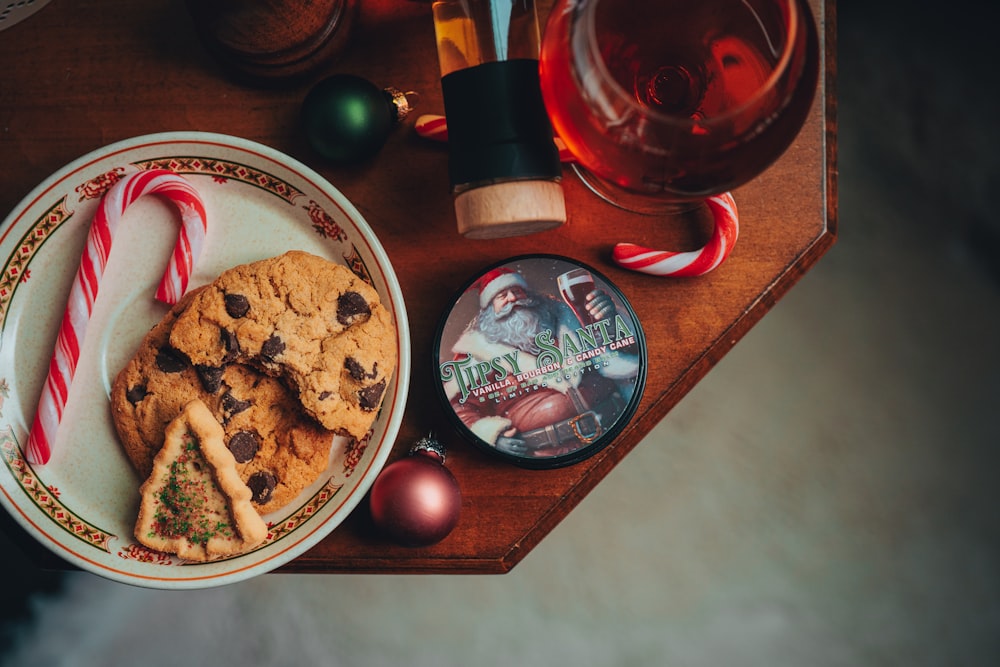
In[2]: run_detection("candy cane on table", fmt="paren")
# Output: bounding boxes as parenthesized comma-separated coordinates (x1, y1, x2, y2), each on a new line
(415, 114, 576, 163)
(25, 168, 208, 465)
(611, 192, 739, 277)
(415, 114, 739, 278)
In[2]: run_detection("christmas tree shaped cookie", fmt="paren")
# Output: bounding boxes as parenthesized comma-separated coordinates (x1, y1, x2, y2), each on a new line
(135, 399, 268, 561)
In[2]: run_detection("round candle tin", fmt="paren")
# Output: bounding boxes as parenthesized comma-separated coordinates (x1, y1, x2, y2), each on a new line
(433, 255, 647, 469)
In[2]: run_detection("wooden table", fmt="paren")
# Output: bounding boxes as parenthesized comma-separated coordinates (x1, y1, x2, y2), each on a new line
(0, 0, 836, 573)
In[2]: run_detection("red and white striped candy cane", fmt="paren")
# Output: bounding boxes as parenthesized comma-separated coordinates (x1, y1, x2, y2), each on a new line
(25, 169, 208, 465)
(611, 192, 739, 277)
(415, 114, 576, 163)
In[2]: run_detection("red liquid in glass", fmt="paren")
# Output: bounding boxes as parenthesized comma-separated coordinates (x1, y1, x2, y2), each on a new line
(558, 270, 597, 325)
(539, 0, 817, 200)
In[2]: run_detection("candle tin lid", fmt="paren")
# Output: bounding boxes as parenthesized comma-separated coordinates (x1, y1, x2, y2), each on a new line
(433, 255, 647, 469)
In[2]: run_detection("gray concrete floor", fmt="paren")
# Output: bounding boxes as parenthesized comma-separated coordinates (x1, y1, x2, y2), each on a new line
(3, 1, 999, 665)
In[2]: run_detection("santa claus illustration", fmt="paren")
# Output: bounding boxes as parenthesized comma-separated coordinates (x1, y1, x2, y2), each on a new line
(442, 266, 642, 459)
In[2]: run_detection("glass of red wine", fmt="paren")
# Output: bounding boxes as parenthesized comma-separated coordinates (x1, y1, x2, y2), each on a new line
(539, 0, 819, 271)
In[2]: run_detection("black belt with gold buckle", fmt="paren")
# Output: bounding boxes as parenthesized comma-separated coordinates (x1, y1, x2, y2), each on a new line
(520, 411, 603, 449)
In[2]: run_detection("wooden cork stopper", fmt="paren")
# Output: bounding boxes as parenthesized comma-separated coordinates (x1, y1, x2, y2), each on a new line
(454, 180, 566, 240)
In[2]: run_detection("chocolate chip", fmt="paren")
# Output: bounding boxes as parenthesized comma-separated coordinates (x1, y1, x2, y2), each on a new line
(345, 357, 364, 380)
(221, 391, 252, 418)
(227, 431, 260, 463)
(345, 357, 377, 381)
(248, 471, 277, 504)
(319, 391, 332, 400)
(155, 346, 188, 373)
(260, 334, 285, 361)
(336, 291, 371, 325)
(224, 293, 250, 318)
(358, 379, 386, 411)
(220, 329, 240, 363)
(195, 365, 225, 393)
(126, 384, 148, 405)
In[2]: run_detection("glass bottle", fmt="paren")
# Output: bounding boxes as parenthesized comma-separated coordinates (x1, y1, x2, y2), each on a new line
(432, 0, 566, 239)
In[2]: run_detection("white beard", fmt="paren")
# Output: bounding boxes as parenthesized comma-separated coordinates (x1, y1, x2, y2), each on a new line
(475, 296, 557, 355)
(444, 295, 580, 401)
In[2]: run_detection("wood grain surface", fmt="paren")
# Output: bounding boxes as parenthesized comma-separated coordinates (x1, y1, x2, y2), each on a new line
(0, 0, 836, 573)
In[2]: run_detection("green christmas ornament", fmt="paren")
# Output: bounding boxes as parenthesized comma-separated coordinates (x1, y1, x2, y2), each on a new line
(301, 74, 416, 164)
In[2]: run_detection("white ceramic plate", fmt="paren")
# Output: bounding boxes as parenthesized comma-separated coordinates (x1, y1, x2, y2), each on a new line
(0, 132, 410, 588)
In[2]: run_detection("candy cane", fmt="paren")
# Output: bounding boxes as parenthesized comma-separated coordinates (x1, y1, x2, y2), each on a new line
(25, 169, 208, 465)
(415, 114, 576, 163)
(611, 192, 739, 277)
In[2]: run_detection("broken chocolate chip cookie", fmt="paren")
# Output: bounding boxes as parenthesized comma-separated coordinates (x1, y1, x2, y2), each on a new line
(167, 250, 397, 440)
(111, 287, 338, 515)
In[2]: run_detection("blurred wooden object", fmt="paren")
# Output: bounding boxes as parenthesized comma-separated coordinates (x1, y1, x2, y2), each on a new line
(184, 0, 358, 83)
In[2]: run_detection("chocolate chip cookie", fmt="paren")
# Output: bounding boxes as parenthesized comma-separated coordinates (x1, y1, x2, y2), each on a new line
(111, 288, 336, 515)
(167, 251, 397, 440)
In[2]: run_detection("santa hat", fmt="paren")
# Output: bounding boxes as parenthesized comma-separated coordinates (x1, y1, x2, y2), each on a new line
(472, 267, 528, 309)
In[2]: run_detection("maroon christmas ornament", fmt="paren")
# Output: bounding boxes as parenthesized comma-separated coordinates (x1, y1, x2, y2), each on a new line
(369, 434, 461, 547)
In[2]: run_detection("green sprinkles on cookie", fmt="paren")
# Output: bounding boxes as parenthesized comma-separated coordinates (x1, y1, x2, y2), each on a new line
(150, 432, 236, 546)
(134, 400, 268, 562)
